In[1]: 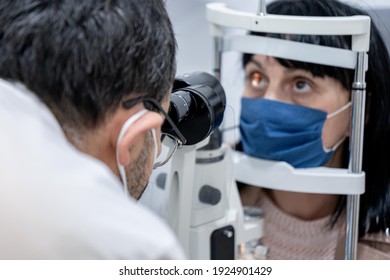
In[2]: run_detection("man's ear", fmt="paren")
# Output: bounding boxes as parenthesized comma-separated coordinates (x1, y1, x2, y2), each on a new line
(116, 111, 163, 166)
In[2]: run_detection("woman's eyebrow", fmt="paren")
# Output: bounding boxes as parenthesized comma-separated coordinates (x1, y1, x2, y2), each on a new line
(248, 58, 297, 73)
(248, 57, 313, 78)
(248, 59, 263, 70)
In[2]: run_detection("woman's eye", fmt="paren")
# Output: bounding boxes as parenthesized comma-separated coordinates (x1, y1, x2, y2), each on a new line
(249, 72, 267, 89)
(293, 80, 311, 93)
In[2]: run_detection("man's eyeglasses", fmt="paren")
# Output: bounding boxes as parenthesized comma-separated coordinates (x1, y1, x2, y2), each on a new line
(123, 97, 186, 169)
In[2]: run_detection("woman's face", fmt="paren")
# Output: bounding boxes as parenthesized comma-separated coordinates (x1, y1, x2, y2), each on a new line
(243, 54, 351, 150)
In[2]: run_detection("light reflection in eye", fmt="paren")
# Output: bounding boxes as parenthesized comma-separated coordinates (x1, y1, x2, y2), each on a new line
(250, 72, 266, 89)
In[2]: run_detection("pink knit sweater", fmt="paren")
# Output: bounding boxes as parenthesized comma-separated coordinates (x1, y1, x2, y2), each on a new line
(256, 192, 344, 259)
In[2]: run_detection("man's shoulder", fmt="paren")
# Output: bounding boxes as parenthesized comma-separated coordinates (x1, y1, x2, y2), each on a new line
(58, 191, 185, 259)
(0, 161, 184, 259)
(96, 199, 186, 259)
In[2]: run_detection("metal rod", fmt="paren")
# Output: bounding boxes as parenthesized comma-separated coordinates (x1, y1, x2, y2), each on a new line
(345, 52, 367, 259)
(257, 0, 267, 16)
(345, 195, 360, 259)
(213, 37, 223, 81)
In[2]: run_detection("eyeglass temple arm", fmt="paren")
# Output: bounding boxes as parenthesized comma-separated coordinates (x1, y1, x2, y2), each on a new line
(143, 98, 187, 145)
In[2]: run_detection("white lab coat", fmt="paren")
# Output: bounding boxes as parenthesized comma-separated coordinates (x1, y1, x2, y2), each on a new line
(0, 79, 185, 259)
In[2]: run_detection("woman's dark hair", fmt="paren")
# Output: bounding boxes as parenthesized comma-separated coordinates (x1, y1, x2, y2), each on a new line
(243, 0, 390, 237)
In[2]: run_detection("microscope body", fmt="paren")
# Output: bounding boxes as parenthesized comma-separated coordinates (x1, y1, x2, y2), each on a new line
(140, 71, 262, 259)
(147, 137, 263, 259)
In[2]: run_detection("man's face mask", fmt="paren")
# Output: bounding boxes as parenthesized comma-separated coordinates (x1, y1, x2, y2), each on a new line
(239, 98, 351, 168)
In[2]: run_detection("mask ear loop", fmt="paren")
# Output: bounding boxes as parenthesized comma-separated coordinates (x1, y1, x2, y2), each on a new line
(324, 135, 348, 153)
(324, 101, 352, 153)
(151, 128, 158, 163)
(327, 101, 352, 119)
(116, 109, 148, 196)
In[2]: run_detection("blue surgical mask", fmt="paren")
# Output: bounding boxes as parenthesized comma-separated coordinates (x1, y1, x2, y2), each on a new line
(239, 98, 351, 168)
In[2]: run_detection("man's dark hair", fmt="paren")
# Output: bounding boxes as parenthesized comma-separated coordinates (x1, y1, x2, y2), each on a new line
(0, 0, 177, 129)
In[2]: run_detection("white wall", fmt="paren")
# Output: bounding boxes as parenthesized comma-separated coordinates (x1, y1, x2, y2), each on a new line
(166, 0, 390, 142)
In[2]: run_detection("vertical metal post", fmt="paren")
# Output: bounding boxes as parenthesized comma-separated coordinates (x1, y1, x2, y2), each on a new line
(257, 0, 267, 16)
(213, 37, 223, 81)
(345, 52, 367, 259)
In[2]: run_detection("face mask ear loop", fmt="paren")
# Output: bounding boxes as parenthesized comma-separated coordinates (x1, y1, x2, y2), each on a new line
(323, 101, 351, 153)
(151, 128, 158, 162)
(117, 159, 128, 196)
(116, 109, 148, 196)
(327, 101, 352, 119)
(324, 135, 347, 153)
